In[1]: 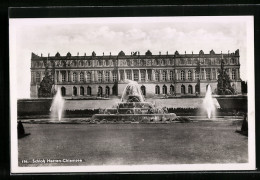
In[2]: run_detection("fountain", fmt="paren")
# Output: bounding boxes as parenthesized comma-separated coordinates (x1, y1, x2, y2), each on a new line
(50, 88, 65, 121)
(203, 85, 216, 119)
(92, 80, 177, 122)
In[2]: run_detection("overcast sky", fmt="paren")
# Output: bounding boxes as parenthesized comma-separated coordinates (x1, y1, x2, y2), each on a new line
(9, 17, 252, 99)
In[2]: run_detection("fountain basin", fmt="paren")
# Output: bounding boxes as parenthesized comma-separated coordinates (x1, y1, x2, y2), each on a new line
(92, 113, 177, 122)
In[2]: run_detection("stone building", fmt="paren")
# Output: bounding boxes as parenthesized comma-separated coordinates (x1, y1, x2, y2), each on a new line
(30, 50, 241, 98)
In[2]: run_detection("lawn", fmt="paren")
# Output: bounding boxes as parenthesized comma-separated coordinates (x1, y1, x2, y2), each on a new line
(18, 121, 247, 167)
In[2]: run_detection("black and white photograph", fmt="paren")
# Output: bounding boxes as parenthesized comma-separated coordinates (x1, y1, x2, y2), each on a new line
(9, 16, 255, 173)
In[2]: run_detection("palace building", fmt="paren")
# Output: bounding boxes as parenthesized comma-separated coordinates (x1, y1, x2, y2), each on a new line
(30, 49, 241, 98)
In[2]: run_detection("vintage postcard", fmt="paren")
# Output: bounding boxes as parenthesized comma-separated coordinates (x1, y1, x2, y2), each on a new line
(9, 16, 255, 173)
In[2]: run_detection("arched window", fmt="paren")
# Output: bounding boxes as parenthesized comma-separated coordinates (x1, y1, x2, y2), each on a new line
(98, 72, 102, 82)
(80, 86, 84, 96)
(73, 86, 77, 96)
(170, 85, 174, 94)
(80, 72, 84, 82)
(188, 70, 192, 80)
(180, 70, 185, 80)
(155, 85, 160, 95)
(73, 72, 77, 82)
(195, 84, 200, 94)
(181, 85, 185, 94)
(161, 59, 165, 66)
(155, 59, 159, 66)
(61, 87, 66, 96)
(36, 72, 40, 83)
(62, 72, 66, 82)
(162, 71, 167, 81)
(162, 85, 167, 94)
(232, 69, 236, 80)
(98, 86, 103, 96)
(155, 71, 159, 81)
(169, 71, 174, 81)
(105, 71, 110, 82)
(188, 85, 193, 94)
(73, 61, 77, 67)
(141, 85, 146, 96)
(86, 72, 91, 82)
(87, 86, 92, 96)
(105, 86, 110, 95)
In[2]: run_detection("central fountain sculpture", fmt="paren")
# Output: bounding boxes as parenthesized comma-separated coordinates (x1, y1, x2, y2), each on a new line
(92, 80, 177, 122)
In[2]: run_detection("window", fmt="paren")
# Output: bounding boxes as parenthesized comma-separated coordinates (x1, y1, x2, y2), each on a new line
(180, 70, 185, 80)
(232, 69, 236, 80)
(80, 72, 84, 82)
(187, 59, 191, 64)
(188, 70, 192, 80)
(62, 72, 66, 82)
(87, 61, 91, 66)
(155, 59, 159, 66)
(87, 72, 91, 82)
(73, 72, 77, 82)
(98, 72, 103, 82)
(181, 85, 185, 94)
(141, 71, 145, 82)
(195, 70, 200, 80)
(155, 85, 160, 95)
(170, 85, 174, 94)
(80, 87, 84, 95)
(105, 86, 110, 95)
(87, 86, 91, 95)
(61, 87, 66, 96)
(169, 71, 174, 81)
(98, 86, 103, 96)
(162, 85, 167, 94)
(188, 85, 193, 94)
(105, 71, 110, 82)
(155, 71, 159, 81)
(133, 71, 139, 81)
(73, 87, 77, 96)
(126, 71, 131, 80)
(36, 72, 40, 82)
(113, 72, 117, 82)
(212, 70, 216, 80)
(206, 69, 210, 80)
(68, 71, 71, 82)
(79, 61, 83, 66)
(148, 72, 151, 81)
(162, 71, 167, 81)
(195, 84, 200, 94)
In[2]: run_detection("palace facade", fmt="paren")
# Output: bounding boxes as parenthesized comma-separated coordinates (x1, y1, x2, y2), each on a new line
(30, 50, 241, 98)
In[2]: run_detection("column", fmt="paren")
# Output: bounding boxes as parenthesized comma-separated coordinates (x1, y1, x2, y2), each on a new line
(70, 71, 73, 82)
(95, 70, 98, 82)
(65, 71, 68, 82)
(91, 70, 95, 82)
(236, 69, 239, 80)
(54, 71, 57, 83)
(118, 70, 121, 81)
(84, 71, 87, 82)
(152, 69, 155, 81)
(110, 70, 113, 82)
(159, 70, 162, 81)
(102, 70, 105, 82)
(166, 69, 170, 81)
(124, 69, 126, 81)
(145, 69, 148, 82)
(215, 68, 218, 80)
(192, 69, 195, 81)
(229, 68, 232, 79)
(175, 69, 178, 80)
(138, 69, 141, 82)
(77, 71, 80, 82)
(203, 68, 206, 80)
(210, 68, 213, 80)
(185, 69, 188, 81)
(131, 69, 134, 80)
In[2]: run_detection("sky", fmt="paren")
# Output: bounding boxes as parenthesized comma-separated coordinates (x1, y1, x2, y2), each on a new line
(9, 16, 253, 99)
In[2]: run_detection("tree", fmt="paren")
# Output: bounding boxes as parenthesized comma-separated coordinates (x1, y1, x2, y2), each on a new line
(217, 59, 234, 95)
